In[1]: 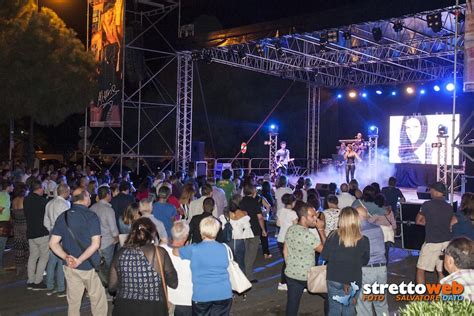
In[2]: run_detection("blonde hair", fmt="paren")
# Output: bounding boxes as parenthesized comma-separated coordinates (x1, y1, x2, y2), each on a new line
(199, 217, 221, 240)
(337, 207, 363, 248)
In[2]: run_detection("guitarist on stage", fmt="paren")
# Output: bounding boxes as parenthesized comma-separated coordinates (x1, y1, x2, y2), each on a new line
(275, 141, 293, 176)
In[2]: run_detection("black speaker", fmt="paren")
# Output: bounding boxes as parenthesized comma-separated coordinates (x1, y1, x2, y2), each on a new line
(416, 186, 431, 200)
(316, 183, 330, 198)
(195, 161, 207, 178)
(400, 203, 425, 250)
(191, 141, 205, 162)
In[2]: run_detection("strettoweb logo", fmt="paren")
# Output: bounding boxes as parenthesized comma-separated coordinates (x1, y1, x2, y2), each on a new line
(362, 281, 465, 302)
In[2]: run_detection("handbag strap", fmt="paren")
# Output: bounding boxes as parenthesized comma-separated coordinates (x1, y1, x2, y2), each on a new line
(64, 211, 101, 270)
(154, 246, 169, 305)
(223, 243, 234, 261)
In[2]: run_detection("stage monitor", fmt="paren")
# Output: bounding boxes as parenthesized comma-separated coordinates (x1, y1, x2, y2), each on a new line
(389, 114, 460, 165)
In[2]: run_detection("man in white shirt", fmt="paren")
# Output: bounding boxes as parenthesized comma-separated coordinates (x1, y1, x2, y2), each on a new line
(188, 183, 217, 221)
(337, 183, 355, 209)
(44, 183, 70, 296)
(162, 221, 193, 315)
(211, 184, 227, 218)
(90, 186, 119, 268)
(275, 176, 293, 211)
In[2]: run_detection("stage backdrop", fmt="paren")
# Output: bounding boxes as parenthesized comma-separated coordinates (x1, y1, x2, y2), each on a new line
(90, 0, 123, 128)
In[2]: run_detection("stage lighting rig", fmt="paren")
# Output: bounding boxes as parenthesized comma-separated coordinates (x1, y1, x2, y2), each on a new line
(368, 125, 379, 136)
(320, 32, 328, 44)
(372, 27, 382, 42)
(202, 50, 212, 64)
(327, 30, 339, 43)
(343, 30, 352, 41)
(438, 125, 448, 136)
(274, 40, 285, 58)
(256, 43, 265, 56)
(393, 20, 403, 32)
(237, 46, 247, 60)
(427, 13, 442, 33)
(191, 50, 202, 61)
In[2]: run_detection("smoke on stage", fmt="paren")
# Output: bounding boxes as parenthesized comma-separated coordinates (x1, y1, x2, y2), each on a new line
(292, 148, 396, 189)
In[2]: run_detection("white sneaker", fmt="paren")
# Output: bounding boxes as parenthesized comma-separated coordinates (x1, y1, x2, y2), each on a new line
(278, 283, 288, 291)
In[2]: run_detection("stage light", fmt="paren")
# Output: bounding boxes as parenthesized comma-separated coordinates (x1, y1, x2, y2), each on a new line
(270, 124, 276, 130)
(368, 125, 379, 136)
(433, 85, 441, 92)
(376, 90, 382, 95)
(446, 83, 455, 92)
(420, 89, 426, 95)
(327, 30, 339, 43)
(237, 46, 247, 60)
(391, 91, 397, 96)
(320, 32, 328, 44)
(191, 50, 202, 61)
(438, 124, 448, 136)
(427, 13, 442, 33)
(269, 124, 279, 133)
(274, 40, 285, 58)
(256, 43, 265, 56)
(393, 20, 403, 32)
(337, 94, 343, 99)
(372, 27, 382, 42)
(343, 30, 352, 41)
(361, 92, 368, 98)
(406, 87, 415, 94)
(348, 91, 357, 98)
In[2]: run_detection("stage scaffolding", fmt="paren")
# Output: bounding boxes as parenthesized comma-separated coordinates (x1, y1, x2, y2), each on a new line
(175, 5, 465, 175)
(85, 2, 465, 177)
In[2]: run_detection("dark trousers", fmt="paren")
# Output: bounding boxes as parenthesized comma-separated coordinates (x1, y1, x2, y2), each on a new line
(175, 305, 192, 316)
(260, 221, 270, 255)
(192, 298, 232, 316)
(286, 276, 307, 316)
(278, 242, 287, 284)
(345, 164, 355, 183)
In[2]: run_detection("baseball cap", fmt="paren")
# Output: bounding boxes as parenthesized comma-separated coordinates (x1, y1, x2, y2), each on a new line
(429, 181, 447, 194)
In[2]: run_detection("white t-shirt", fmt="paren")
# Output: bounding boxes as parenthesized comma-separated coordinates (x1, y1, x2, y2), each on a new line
(275, 187, 293, 211)
(337, 192, 356, 209)
(277, 208, 298, 243)
(162, 244, 193, 306)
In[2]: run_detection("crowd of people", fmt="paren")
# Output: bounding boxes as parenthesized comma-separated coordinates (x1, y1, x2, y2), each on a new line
(0, 161, 473, 315)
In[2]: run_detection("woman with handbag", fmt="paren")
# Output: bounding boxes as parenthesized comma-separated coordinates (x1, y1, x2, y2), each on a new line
(173, 216, 233, 315)
(109, 217, 178, 315)
(320, 207, 370, 316)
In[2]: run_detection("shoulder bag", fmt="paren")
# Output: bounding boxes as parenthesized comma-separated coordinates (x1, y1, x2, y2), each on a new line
(64, 211, 109, 288)
(154, 246, 172, 311)
(223, 243, 252, 293)
(307, 231, 335, 294)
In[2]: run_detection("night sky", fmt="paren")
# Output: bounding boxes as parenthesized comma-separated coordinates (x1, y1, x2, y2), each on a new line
(35, 0, 471, 165)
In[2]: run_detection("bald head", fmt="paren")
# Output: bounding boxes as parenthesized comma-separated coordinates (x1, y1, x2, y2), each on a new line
(71, 188, 91, 207)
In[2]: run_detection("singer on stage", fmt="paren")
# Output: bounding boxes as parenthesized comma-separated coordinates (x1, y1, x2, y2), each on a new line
(275, 141, 292, 176)
(344, 144, 361, 183)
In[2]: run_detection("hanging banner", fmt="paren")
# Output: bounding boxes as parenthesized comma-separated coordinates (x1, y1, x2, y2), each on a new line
(90, 0, 124, 127)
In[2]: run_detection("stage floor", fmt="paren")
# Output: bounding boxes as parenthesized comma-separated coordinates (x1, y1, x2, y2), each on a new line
(400, 187, 462, 204)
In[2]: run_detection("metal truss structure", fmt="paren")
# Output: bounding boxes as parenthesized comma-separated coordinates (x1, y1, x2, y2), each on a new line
(436, 136, 449, 184)
(85, 0, 180, 174)
(268, 132, 278, 178)
(174, 5, 465, 174)
(367, 135, 379, 179)
(176, 54, 193, 173)
(306, 86, 320, 173)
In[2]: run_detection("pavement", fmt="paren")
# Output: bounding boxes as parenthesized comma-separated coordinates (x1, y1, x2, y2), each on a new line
(0, 234, 438, 316)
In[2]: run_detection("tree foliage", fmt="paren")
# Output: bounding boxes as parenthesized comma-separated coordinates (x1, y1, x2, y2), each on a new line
(0, 0, 97, 126)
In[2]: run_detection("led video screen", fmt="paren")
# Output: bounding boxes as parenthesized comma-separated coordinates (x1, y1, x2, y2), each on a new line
(389, 114, 460, 165)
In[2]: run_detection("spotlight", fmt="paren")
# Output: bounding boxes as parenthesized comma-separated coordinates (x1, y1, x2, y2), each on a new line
(406, 87, 414, 94)
(348, 91, 357, 98)
(446, 83, 455, 92)
(420, 89, 426, 95)
(433, 85, 441, 92)
(320, 32, 328, 44)
(337, 94, 343, 99)
(391, 91, 397, 96)
(427, 13, 442, 33)
(438, 125, 448, 136)
(237, 46, 247, 60)
(393, 21, 403, 32)
(191, 50, 202, 61)
(269, 124, 278, 133)
(361, 92, 368, 98)
(368, 125, 379, 136)
(327, 30, 339, 43)
(202, 50, 212, 64)
(372, 27, 382, 42)
(376, 90, 383, 95)
(274, 41, 285, 58)
(343, 30, 352, 41)
(256, 43, 264, 56)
